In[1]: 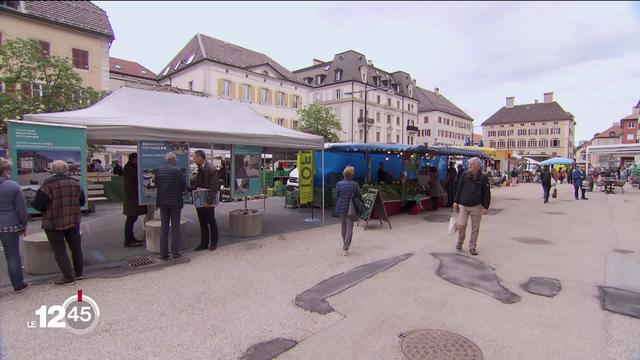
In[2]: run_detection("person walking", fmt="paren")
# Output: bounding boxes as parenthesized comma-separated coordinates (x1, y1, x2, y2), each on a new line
(0, 158, 28, 293)
(335, 166, 362, 256)
(510, 168, 519, 187)
(567, 166, 574, 184)
(31, 160, 85, 285)
(192, 150, 220, 251)
(122, 153, 146, 247)
(428, 166, 442, 211)
(453, 157, 491, 256)
(112, 160, 123, 176)
(445, 162, 458, 207)
(541, 165, 553, 203)
(154, 152, 185, 261)
(572, 165, 588, 200)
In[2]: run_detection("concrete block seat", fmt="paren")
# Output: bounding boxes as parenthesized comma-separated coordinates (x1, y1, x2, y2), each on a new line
(145, 219, 195, 253)
(19, 232, 69, 275)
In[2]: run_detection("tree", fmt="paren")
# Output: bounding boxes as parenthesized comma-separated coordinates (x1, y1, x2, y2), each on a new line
(297, 103, 342, 143)
(0, 38, 108, 127)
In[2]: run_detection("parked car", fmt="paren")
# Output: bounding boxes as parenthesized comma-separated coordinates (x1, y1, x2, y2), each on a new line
(286, 168, 298, 191)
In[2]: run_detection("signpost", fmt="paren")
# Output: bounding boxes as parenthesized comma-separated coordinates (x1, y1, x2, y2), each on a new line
(357, 188, 392, 230)
(8, 121, 87, 213)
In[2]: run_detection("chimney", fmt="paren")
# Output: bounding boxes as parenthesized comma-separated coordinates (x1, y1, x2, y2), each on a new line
(312, 58, 324, 66)
(367, 59, 373, 66)
(434, 87, 440, 96)
(544, 92, 554, 103)
(534, 99, 539, 104)
(506, 96, 515, 108)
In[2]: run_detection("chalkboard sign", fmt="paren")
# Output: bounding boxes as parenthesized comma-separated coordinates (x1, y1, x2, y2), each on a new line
(358, 188, 392, 230)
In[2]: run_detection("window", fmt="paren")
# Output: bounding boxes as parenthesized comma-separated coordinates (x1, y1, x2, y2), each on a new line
(222, 80, 232, 97)
(424, 116, 428, 124)
(489, 141, 496, 148)
(37, 40, 50, 57)
(260, 88, 269, 104)
(359, 109, 364, 120)
(376, 112, 381, 122)
(0, 1, 20, 9)
(518, 129, 526, 136)
(518, 140, 526, 147)
(387, 133, 391, 143)
(72, 48, 89, 70)
(32, 83, 42, 97)
(376, 132, 380, 142)
(488, 131, 496, 137)
(313, 92, 322, 103)
(359, 130, 363, 140)
(335, 70, 342, 81)
(498, 130, 506, 136)
(377, 95, 381, 104)
(508, 140, 516, 148)
(292, 95, 299, 109)
(539, 139, 548, 147)
(528, 139, 537, 147)
(388, 98, 391, 106)
(397, 101, 400, 109)
(528, 128, 537, 135)
(438, 117, 442, 124)
(396, 117, 400, 126)
(276, 92, 286, 106)
(627, 134, 635, 141)
(315, 75, 324, 85)
(277, 118, 285, 126)
(551, 139, 560, 147)
(387, 115, 391, 124)
(242, 84, 251, 100)
(396, 135, 400, 143)
(188, 81, 194, 91)
(426, 129, 431, 136)
(539, 128, 548, 135)
(508, 130, 514, 136)
(629, 122, 636, 129)
(292, 120, 299, 130)
(497, 140, 505, 148)
(551, 128, 561, 135)
(335, 89, 342, 100)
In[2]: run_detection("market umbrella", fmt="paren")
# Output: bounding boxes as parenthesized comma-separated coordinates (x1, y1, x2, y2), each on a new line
(538, 157, 574, 166)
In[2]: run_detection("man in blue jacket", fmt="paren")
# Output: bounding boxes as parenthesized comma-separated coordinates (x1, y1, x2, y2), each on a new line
(572, 165, 588, 200)
(154, 152, 186, 261)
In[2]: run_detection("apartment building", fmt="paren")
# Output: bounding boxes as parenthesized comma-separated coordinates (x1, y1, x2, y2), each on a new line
(414, 86, 473, 146)
(109, 57, 158, 90)
(620, 100, 639, 144)
(158, 33, 308, 129)
(482, 92, 576, 160)
(0, 1, 114, 91)
(293, 51, 419, 145)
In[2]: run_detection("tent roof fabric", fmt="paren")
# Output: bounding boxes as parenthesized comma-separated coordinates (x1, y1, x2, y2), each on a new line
(324, 143, 416, 154)
(538, 157, 574, 166)
(586, 143, 640, 155)
(23, 87, 324, 150)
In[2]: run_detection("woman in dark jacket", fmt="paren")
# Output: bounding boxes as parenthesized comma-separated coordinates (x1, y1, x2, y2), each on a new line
(335, 166, 362, 256)
(123, 153, 147, 247)
(541, 165, 552, 204)
(0, 158, 28, 293)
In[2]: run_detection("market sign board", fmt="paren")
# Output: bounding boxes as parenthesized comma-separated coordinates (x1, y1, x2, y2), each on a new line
(137, 141, 190, 205)
(8, 121, 87, 214)
(297, 150, 314, 204)
(231, 145, 263, 199)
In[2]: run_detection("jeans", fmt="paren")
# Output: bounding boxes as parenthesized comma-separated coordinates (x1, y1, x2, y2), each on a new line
(339, 215, 355, 251)
(196, 207, 218, 248)
(574, 185, 586, 199)
(456, 204, 483, 249)
(44, 225, 83, 280)
(446, 184, 456, 207)
(0, 232, 25, 290)
(159, 206, 181, 258)
(542, 184, 550, 202)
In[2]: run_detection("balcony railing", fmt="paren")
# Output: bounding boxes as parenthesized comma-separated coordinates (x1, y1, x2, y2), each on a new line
(406, 125, 419, 132)
(357, 117, 374, 124)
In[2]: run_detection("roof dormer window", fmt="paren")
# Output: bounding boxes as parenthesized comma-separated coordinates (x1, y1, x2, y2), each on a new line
(315, 74, 325, 85)
(335, 69, 343, 81)
(114, 64, 122, 70)
(373, 76, 380, 87)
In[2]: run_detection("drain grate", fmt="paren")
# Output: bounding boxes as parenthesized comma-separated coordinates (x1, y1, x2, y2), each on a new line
(513, 236, 553, 245)
(424, 215, 451, 223)
(400, 329, 483, 360)
(125, 256, 155, 268)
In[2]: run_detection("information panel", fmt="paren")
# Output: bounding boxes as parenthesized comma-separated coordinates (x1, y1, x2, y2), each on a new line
(231, 145, 262, 199)
(297, 151, 314, 204)
(137, 141, 190, 205)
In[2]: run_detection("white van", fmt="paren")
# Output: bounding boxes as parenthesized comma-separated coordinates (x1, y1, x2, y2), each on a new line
(286, 168, 298, 191)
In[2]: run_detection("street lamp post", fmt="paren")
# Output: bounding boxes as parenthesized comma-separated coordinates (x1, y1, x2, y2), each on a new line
(345, 68, 376, 144)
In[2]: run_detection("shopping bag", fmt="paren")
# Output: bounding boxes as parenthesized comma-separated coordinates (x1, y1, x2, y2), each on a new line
(448, 209, 458, 235)
(552, 188, 557, 198)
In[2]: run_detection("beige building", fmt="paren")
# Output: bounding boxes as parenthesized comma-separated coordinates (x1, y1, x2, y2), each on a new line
(293, 51, 419, 144)
(413, 86, 473, 146)
(158, 33, 308, 129)
(482, 92, 576, 160)
(0, 1, 114, 91)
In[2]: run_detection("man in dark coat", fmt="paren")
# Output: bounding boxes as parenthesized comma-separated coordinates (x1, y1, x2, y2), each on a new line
(154, 152, 185, 261)
(445, 162, 458, 207)
(112, 160, 123, 176)
(541, 165, 553, 204)
(122, 153, 146, 247)
(192, 150, 220, 251)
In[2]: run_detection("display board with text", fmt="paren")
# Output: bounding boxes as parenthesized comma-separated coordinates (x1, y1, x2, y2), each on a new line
(137, 141, 190, 205)
(231, 145, 263, 199)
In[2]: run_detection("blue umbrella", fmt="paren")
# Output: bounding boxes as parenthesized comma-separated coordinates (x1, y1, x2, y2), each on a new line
(539, 157, 574, 166)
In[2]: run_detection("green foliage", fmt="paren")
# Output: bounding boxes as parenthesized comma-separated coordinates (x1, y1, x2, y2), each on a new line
(0, 38, 108, 126)
(297, 103, 342, 143)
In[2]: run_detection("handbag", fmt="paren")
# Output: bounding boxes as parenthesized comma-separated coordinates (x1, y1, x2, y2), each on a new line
(448, 209, 458, 235)
(352, 194, 364, 217)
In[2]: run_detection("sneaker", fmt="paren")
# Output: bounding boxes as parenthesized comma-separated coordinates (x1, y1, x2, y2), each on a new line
(193, 245, 208, 251)
(124, 241, 143, 248)
(582, 197, 588, 200)
(75, 275, 83, 280)
(157, 256, 169, 262)
(54, 277, 75, 286)
(456, 242, 463, 251)
(470, 248, 478, 256)
(14, 283, 28, 293)
(171, 254, 182, 261)
(209, 244, 217, 251)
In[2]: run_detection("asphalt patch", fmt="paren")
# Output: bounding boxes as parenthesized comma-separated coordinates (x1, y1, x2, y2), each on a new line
(598, 286, 640, 319)
(613, 249, 634, 254)
(295, 253, 413, 314)
(486, 208, 503, 215)
(521, 277, 562, 297)
(431, 252, 521, 304)
(240, 338, 298, 360)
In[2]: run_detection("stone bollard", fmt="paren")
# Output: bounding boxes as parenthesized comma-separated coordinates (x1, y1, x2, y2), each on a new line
(144, 219, 191, 253)
(229, 209, 263, 237)
(20, 232, 69, 275)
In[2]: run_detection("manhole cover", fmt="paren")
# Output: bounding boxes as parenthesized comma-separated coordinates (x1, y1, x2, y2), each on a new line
(513, 237, 553, 245)
(400, 329, 483, 360)
(486, 208, 503, 215)
(542, 211, 565, 215)
(424, 215, 450, 223)
(125, 256, 155, 268)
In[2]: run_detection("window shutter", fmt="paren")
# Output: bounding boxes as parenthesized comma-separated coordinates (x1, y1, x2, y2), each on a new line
(251, 85, 256, 102)
(284, 93, 289, 107)
(268, 89, 273, 105)
(298, 96, 302, 109)
(217, 79, 223, 97)
(38, 41, 50, 57)
(238, 82, 242, 99)
(231, 81, 236, 98)
(21, 82, 32, 97)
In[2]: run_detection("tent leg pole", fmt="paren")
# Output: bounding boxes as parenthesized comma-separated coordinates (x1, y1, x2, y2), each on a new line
(263, 153, 266, 211)
(322, 148, 325, 226)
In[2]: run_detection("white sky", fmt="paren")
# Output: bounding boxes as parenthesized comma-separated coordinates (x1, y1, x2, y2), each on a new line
(95, 1, 640, 143)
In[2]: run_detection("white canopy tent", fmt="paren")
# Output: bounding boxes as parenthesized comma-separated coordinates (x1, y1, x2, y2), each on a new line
(22, 87, 327, 223)
(23, 87, 324, 150)
(586, 144, 640, 167)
